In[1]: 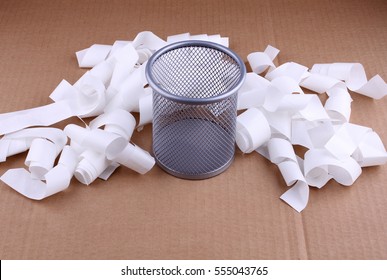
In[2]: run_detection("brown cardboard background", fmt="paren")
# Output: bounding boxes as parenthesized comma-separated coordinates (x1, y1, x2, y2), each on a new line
(0, 0, 386, 259)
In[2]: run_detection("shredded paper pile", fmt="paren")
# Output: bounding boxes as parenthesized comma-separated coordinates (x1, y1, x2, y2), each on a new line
(1, 31, 386, 212)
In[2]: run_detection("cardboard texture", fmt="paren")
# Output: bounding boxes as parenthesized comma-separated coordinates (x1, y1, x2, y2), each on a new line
(0, 0, 386, 260)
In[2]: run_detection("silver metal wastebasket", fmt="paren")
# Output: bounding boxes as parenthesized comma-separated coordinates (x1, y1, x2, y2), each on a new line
(146, 40, 246, 179)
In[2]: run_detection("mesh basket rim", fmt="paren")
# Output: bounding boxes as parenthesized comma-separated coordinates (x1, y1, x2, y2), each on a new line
(145, 40, 246, 105)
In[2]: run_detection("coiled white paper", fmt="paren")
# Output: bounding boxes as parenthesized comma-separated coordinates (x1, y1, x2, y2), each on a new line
(237, 44, 387, 211)
(0, 32, 386, 212)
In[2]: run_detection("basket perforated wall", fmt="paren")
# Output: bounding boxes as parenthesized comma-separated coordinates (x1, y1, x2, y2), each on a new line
(146, 41, 245, 179)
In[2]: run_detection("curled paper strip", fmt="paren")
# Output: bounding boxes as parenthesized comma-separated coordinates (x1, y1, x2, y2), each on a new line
(112, 143, 155, 175)
(50, 77, 106, 118)
(267, 138, 298, 164)
(73, 73, 107, 118)
(0, 77, 107, 131)
(132, 31, 167, 51)
(0, 145, 78, 200)
(239, 44, 387, 211)
(0, 127, 67, 162)
(247, 45, 279, 74)
(263, 77, 307, 113)
(311, 63, 387, 99)
(108, 40, 131, 58)
(257, 137, 310, 212)
(267, 138, 309, 212)
(25, 138, 58, 180)
(237, 73, 271, 110)
(304, 148, 362, 188)
(265, 62, 309, 84)
(300, 72, 346, 94)
(0, 101, 74, 136)
(137, 48, 153, 64)
(98, 162, 121, 181)
(89, 109, 136, 140)
(76, 44, 112, 68)
(0, 33, 386, 212)
(137, 88, 153, 129)
(105, 62, 148, 113)
(74, 150, 111, 185)
(236, 108, 271, 153)
(64, 124, 127, 160)
(107, 43, 139, 92)
(353, 131, 387, 167)
(324, 87, 353, 122)
(89, 60, 114, 87)
(278, 160, 309, 212)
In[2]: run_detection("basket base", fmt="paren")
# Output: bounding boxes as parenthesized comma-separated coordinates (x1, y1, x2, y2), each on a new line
(153, 118, 235, 180)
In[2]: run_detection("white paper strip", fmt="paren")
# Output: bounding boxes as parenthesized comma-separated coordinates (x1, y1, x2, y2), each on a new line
(265, 62, 309, 84)
(89, 109, 136, 140)
(264, 137, 310, 212)
(267, 138, 298, 164)
(112, 143, 155, 174)
(0, 127, 67, 162)
(64, 124, 127, 160)
(1, 145, 78, 199)
(98, 162, 120, 181)
(263, 110, 292, 140)
(104, 62, 147, 113)
(300, 72, 346, 94)
(1, 34, 386, 212)
(108, 40, 131, 58)
(247, 45, 279, 74)
(137, 88, 153, 129)
(324, 87, 353, 122)
(25, 138, 58, 180)
(132, 31, 167, 51)
(352, 131, 387, 167)
(74, 150, 111, 185)
(0, 100, 74, 136)
(137, 48, 153, 64)
(280, 180, 309, 213)
(73, 73, 107, 118)
(76, 44, 112, 68)
(237, 73, 270, 110)
(311, 63, 387, 99)
(290, 119, 315, 149)
(236, 108, 271, 153)
(89, 60, 114, 87)
(167, 32, 190, 43)
(304, 148, 362, 187)
(106, 43, 139, 92)
(297, 95, 330, 121)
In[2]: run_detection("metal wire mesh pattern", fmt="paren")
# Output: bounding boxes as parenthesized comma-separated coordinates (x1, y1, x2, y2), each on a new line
(146, 41, 246, 179)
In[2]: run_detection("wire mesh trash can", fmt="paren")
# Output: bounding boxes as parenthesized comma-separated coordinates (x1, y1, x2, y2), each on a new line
(146, 41, 246, 179)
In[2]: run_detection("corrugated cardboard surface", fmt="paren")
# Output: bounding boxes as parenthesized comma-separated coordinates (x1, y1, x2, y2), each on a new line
(0, 0, 386, 259)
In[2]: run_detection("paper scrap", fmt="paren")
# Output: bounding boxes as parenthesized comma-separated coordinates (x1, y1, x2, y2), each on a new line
(247, 45, 279, 74)
(89, 109, 136, 140)
(25, 138, 58, 180)
(112, 143, 155, 175)
(137, 88, 153, 129)
(0, 33, 386, 213)
(236, 108, 271, 153)
(64, 124, 127, 160)
(311, 63, 387, 99)
(76, 44, 112, 68)
(1, 145, 78, 199)
(74, 150, 111, 185)
(0, 127, 67, 162)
